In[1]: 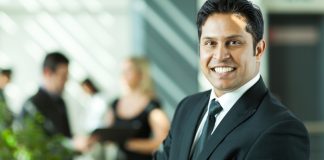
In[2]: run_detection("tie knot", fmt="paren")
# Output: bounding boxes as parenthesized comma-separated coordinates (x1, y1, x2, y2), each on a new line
(209, 99, 222, 116)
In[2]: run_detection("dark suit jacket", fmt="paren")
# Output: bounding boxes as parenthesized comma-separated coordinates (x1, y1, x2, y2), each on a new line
(22, 88, 72, 138)
(155, 78, 310, 160)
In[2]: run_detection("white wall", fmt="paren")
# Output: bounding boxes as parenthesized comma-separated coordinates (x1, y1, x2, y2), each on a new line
(0, 0, 132, 135)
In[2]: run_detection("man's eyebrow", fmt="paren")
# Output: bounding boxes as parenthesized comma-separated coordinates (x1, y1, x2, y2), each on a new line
(226, 35, 244, 39)
(201, 35, 244, 40)
(201, 37, 214, 40)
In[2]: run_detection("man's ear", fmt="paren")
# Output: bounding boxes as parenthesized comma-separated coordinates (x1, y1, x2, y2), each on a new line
(255, 39, 266, 62)
(43, 68, 52, 77)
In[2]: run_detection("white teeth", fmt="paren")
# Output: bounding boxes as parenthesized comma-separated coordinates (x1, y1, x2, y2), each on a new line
(213, 67, 234, 73)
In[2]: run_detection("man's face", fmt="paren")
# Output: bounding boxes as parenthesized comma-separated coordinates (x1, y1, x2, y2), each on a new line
(46, 64, 69, 94)
(0, 74, 10, 89)
(200, 13, 265, 97)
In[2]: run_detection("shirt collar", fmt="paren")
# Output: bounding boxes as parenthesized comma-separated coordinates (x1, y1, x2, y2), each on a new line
(209, 74, 261, 112)
(40, 86, 61, 99)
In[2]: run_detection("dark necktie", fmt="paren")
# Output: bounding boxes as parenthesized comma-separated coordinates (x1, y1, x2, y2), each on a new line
(191, 98, 223, 160)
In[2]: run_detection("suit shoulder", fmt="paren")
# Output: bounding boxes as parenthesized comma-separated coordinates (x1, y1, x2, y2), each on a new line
(172, 90, 210, 118)
(180, 90, 211, 103)
(258, 92, 305, 125)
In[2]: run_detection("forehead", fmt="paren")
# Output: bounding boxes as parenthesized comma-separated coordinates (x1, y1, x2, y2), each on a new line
(201, 13, 249, 38)
(123, 59, 134, 67)
(54, 64, 68, 74)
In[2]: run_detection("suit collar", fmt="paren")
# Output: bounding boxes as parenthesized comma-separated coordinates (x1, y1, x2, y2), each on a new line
(177, 91, 210, 160)
(215, 74, 261, 114)
(198, 77, 268, 159)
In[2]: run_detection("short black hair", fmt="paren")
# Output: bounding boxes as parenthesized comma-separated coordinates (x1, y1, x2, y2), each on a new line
(81, 78, 99, 93)
(43, 51, 69, 72)
(197, 0, 264, 46)
(0, 69, 12, 79)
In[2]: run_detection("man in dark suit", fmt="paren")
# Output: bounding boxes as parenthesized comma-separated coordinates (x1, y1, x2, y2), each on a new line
(154, 0, 310, 159)
(22, 52, 72, 138)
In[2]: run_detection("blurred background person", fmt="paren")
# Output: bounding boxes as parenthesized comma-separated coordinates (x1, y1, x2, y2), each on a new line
(22, 51, 72, 138)
(80, 77, 108, 160)
(0, 68, 14, 128)
(0, 68, 12, 103)
(80, 78, 108, 134)
(21, 51, 88, 155)
(106, 56, 170, 160)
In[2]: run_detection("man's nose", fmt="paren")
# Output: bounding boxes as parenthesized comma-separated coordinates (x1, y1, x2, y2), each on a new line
(212, 44, 230, 60)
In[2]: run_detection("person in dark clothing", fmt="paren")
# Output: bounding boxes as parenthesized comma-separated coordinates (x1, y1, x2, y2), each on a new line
(26, 87, 72, 137)
(0, 68, 13, 127)
(21, 52, 89, 153)
(0, 68, 12, 103)
(154, 0, 309, 159)
(111, 99, 162, 160)
(22, 52, 71, 137)
(106, 57, 170, 160)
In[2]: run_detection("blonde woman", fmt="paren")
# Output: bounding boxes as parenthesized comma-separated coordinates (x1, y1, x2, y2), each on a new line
(108, 56, 170, 160)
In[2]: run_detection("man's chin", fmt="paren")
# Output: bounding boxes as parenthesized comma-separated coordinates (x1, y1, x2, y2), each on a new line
(213, 83, 237, 95)
(55, 89, 64, 95)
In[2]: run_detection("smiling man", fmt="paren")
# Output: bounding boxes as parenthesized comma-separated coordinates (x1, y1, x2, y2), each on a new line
(154, 0, 310, 160)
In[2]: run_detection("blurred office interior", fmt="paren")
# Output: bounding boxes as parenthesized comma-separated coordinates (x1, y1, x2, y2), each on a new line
(0, 0, 323, 159)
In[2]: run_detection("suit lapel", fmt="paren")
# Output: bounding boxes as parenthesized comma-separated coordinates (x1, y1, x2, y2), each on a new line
(198, 78, 268, 160)
(178, 91, 210, 160)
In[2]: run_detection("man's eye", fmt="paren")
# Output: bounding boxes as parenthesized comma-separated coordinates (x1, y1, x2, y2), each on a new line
(227, 40, 241, 46)
(204, 41, 216, 46)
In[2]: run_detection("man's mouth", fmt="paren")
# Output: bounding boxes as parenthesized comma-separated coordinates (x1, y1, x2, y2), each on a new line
(211, 67, 235, 73)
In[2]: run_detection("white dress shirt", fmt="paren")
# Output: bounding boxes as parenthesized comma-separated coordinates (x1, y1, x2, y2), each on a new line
(190, 74, 261, 152)
(83, 93, 107, 133)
